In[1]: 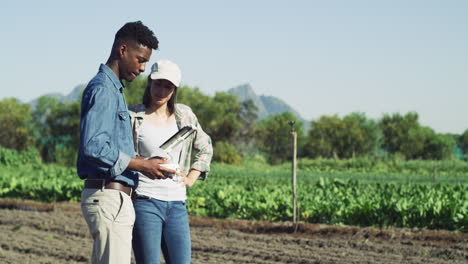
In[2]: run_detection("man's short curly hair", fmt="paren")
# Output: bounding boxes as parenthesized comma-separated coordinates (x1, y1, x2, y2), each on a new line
(114, 21, 159, 50)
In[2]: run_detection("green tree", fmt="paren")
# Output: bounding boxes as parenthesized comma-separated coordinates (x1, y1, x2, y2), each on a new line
(203, 92, 243, 143)
(48, 100, 81, 166)
(123, 75, 148, 106)
(178, 87, 245, 144)
(459, 129, 468, 159)
(342, 113, 380, 158)
(379, 112, 454, 160)
(212, 141, 243, 165)
(379, 112, 426, 159)
(303, 115, 344, 159)
(303, 113, 378, 159)
(177, 86, 213, 128)
(31, 96, 80, 165)
(31, 96, 59, 162)
(257, 112, 304, 164)
(178, 86, 253, 164)
(422, 131, 455, 160)
(233, 100, 258, 152)
(0, 98, 33, 150)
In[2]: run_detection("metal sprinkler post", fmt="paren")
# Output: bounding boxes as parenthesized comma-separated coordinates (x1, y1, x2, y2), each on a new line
(289, 121, 298, 231)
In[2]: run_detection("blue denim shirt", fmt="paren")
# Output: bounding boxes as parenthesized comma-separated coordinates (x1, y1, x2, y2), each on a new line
(77, 64, 138, 187)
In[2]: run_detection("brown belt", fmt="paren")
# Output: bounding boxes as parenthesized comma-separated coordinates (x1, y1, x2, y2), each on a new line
(84, 180, 133, 196)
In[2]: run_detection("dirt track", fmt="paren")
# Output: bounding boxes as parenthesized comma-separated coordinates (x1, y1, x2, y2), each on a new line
(0, 199, 466, 264)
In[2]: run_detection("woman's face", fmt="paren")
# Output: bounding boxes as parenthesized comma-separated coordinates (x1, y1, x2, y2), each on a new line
(150, 79, 176, 107)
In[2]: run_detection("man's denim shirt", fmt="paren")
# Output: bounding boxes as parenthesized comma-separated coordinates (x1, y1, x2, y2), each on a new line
(77, 64, 137, 187)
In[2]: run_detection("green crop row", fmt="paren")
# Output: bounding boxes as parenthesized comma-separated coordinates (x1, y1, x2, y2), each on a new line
(212, 161, 468, 184)
(297, 157, 468, 176)
(0, 147, 42, 167)
(0, 165, 82, 202)
(187, 167, 467, 231)
(0, 161, 466, 231)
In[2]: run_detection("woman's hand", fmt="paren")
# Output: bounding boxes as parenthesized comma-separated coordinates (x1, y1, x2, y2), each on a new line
(177, 170, 201, 188)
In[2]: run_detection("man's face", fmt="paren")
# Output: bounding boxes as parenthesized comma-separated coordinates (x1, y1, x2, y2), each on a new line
(119, 43, 152, 82)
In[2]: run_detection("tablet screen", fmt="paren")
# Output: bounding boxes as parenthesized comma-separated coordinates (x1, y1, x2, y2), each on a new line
(159, 126, 196, 152)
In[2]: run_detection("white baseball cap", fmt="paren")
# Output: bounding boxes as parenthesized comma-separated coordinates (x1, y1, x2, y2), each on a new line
(149, 60, 182, 87)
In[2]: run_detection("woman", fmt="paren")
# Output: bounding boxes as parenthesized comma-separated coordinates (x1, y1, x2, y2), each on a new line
(129, 60, 213, 264)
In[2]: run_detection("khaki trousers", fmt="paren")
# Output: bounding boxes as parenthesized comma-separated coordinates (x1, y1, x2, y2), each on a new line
(81, 188, 135, 264)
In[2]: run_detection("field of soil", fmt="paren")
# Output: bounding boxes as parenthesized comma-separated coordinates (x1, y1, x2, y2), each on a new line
(0, 199, 466, 264)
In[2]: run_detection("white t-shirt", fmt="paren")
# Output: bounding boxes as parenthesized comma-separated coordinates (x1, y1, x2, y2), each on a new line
(135, 119, 185, 201)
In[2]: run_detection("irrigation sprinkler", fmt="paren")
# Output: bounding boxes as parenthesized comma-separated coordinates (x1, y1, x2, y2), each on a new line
(288, 120, 298, 231)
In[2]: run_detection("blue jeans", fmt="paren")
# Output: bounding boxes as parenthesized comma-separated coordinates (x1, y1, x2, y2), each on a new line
(132, 195, 191, 264)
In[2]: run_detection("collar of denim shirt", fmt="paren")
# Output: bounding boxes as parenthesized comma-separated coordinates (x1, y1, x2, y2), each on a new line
(99, 64, 125, 92)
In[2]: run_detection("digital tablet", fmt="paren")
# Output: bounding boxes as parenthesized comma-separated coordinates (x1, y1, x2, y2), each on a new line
(159, 125, 196, 152)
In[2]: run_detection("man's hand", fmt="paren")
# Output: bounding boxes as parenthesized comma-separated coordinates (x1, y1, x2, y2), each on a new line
(128, 156, 176, 180)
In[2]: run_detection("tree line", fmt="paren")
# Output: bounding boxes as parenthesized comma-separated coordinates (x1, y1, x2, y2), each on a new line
(1, 76, 467, 166)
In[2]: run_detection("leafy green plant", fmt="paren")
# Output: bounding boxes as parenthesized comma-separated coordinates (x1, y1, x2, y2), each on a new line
(0, 151, 466, 230)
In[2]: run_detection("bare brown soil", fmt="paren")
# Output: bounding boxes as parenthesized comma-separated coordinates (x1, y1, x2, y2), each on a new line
(0, 199, 466, 264)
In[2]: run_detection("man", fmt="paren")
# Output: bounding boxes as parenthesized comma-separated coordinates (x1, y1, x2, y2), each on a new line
(77, 21, 175, 264)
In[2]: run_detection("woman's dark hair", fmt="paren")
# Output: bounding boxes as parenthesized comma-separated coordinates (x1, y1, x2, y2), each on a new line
(142, 76, 177, 115)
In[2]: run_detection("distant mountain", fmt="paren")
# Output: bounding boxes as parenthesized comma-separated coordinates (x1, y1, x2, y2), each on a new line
(228, 84, 269, 118)
(260, 95, 303, 119)
(28, 84, 85, 109)
(227, 83, 309, 130)
(62, 84, 86, 102)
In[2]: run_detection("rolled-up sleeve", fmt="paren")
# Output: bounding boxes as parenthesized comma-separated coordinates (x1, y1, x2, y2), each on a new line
(111, 151, 131, 177)
(80, 86, 129, 176)
(191, 119, 213, 179)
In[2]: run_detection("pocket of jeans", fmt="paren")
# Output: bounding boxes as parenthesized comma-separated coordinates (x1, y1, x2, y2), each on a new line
(134, 194, 151, 201)
(175, 200, 187, 208)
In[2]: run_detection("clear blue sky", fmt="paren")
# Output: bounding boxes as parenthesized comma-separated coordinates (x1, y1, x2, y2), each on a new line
(1, 0, 467, 134)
